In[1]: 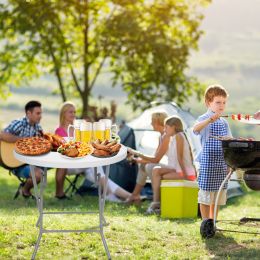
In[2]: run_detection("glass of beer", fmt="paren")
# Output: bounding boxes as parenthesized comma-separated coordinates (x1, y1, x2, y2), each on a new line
(99, 119, 112, 141)
(67, 119, 82, 142)
(80, 121, 92, 143)
(93, 121, 105, 142)
(111, 124, 121, 142)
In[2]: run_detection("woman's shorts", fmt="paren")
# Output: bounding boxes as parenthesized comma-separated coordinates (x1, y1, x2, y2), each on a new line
(198, 189, 227, 206)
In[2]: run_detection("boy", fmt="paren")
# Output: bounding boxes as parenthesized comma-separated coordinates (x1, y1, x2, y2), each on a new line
(193, 85, 232, 219)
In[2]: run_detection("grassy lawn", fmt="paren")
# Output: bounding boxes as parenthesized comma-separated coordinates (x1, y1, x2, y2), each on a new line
(0, 168, 259, 259)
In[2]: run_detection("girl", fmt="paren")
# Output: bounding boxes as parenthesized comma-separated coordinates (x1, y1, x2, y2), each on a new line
(127, 111, 170, 204)
(147, 115, 196, 214)
(55, 101, 131, 202)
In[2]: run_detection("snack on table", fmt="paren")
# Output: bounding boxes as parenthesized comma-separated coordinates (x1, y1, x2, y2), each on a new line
(57, 141, 94, 158)
(92, 140, 121, 157)
(15, 137, 52, 155)
(43, 133, 65, 151)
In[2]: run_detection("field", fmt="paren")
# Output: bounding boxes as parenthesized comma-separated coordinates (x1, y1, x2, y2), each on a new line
(0, 168, 260, 259)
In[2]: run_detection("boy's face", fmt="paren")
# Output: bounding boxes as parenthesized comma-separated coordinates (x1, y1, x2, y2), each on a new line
(207, 95, 227, 114)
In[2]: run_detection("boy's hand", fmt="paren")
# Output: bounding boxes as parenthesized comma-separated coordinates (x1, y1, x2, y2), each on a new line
(209, 113, 221, 123)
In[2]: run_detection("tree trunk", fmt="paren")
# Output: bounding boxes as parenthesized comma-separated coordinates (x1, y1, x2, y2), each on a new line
(81, 92, 89, 119)
(82, 0, 89, 118)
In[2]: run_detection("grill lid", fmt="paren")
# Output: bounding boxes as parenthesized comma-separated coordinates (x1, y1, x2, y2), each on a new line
(221, 139, 260, 170)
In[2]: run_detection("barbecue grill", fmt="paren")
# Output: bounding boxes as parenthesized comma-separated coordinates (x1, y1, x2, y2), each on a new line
(200, 139, 260, 238)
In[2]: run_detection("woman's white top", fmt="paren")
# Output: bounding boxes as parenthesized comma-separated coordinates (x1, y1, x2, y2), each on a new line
(167, 132, 195, 176)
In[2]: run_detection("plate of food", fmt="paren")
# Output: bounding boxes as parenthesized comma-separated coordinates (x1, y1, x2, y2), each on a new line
(235, 118, 260, 125)
(59, 154, 89, 160)
(91, 151, 119, 158)
(15, 137, 52, 156)
(57, 141, 94, 159)
(91, 140, 121, 158)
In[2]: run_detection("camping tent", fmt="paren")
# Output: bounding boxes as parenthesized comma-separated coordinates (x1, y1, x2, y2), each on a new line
(127, 102, 243, 198)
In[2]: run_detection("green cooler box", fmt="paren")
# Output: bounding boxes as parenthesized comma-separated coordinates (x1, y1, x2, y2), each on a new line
(161, 180, 198, 218)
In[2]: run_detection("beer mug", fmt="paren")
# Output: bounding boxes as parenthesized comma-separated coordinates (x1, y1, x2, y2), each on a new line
(111, 124, 121, 142)
(99, 119, 112, 141)
(67, 119, 83, 142)
(93, 121, 105, 142)
(80, 121, 92, 143)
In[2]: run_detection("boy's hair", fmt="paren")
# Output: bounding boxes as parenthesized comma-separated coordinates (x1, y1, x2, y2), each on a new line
(204, 84, 229, 103)
(25, 101, 41, 112)
(165, 115, 184, 132)
(151, 111, 168, 126)
(59, 101, 76, 125)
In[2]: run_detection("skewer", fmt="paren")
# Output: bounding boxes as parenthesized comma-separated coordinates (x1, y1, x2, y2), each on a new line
(221, 114, 253, 120)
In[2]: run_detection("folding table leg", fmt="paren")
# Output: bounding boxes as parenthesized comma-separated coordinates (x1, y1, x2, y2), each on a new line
(97, 167, 111, 259)
(30, 166, 47, 259)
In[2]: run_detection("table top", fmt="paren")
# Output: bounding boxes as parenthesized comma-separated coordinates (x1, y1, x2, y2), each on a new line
(14, 145, 127, 168)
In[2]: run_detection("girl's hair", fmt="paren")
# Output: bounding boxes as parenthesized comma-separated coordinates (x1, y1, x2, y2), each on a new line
(151, 111, 168, 126)
(164, 115, 184, 132)
(204, 84, 229, 103)
(165, 115, 196, 175)
(59, 101, 75, 125)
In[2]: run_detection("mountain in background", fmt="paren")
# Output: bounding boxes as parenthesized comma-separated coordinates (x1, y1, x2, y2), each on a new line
(1, 0, 259, 138)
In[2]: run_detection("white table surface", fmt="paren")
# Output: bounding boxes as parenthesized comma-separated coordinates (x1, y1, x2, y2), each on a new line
(14, 145, 127, 168)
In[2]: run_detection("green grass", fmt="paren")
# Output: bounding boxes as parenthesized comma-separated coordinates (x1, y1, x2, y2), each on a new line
(0, 168, 259, 259)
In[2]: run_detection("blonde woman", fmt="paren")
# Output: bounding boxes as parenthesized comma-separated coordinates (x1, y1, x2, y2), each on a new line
(55, 101, 131, 202)
(127, 111, 170, 204)
(147, 115, 196, 213)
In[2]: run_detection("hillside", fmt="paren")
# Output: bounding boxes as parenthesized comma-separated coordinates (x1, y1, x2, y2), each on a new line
(0, 0, 259, 139)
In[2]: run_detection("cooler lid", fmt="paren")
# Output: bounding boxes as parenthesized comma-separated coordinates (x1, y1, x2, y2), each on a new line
(161, 180, 198, 188)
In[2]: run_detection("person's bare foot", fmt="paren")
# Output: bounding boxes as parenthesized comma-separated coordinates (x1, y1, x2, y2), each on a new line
(20, 188, 34, 199)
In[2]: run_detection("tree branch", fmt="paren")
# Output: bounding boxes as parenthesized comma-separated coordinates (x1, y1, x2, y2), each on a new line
(42, 34, 67, 102)
(89, 56, 107, 91)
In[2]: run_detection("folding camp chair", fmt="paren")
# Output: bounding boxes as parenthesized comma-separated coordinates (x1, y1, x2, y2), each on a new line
(64, 169, 85, 197)
(12, 175, 26, 199)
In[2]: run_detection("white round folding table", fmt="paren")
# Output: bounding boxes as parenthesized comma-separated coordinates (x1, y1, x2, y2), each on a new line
(14, 146, 127, 260)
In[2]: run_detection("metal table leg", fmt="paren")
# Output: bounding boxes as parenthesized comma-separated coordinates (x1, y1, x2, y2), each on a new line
(96, 166, 111, 259)
(29, 166, 111, 259)
(30, 166, 47, 260)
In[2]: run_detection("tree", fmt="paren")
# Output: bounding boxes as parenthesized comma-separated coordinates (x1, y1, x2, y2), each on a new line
(0, 0, 210, 116)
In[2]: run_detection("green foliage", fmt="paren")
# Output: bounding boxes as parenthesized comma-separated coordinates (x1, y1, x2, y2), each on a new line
(0, 0, 210, 115)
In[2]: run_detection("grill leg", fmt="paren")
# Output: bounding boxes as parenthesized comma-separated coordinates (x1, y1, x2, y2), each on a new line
(213, 169, 234, 229)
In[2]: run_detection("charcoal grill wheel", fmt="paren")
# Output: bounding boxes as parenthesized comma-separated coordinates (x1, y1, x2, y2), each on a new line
(200, 219, 216, 239)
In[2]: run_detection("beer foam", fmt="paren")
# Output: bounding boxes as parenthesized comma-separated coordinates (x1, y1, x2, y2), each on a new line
(80, 121, 92, 131)
(93, 121, 105, 130)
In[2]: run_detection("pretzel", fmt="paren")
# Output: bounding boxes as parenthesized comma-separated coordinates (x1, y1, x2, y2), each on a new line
(93, 149, 110, 157)
(110, 143, 121, 153)
(106, 140, 117, 148)
(92, 142, 111, 151)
